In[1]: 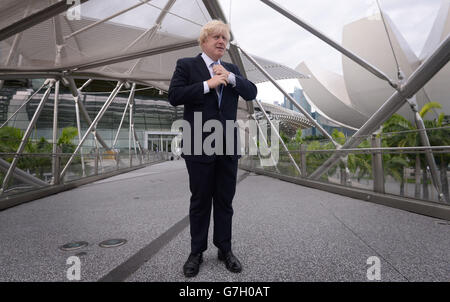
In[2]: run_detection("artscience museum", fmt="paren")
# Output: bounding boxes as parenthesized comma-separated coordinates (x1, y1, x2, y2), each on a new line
(296, 0, 450, 129)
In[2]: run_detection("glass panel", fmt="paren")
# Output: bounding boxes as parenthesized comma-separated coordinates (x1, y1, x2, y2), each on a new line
(0, 79, 183, 199)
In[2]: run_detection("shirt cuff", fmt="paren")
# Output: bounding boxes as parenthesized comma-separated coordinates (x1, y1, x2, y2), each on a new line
(228, 72, 236, 87)
(203, 81, 210, 94)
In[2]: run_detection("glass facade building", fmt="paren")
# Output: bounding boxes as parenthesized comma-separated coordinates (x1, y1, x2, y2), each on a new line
(1, 81, 184, 152)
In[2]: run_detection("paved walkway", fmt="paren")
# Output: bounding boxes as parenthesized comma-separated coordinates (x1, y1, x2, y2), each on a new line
(0, 160, 449, 282)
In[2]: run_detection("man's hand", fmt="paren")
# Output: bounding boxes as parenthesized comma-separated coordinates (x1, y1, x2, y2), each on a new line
(213, 64, 230, 78)
(207, 74, 228, 89)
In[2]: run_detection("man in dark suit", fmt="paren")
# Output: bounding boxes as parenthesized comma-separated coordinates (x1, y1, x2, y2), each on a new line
(168, 20, 257, 278)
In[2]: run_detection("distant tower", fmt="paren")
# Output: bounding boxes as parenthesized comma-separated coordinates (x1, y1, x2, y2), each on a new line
(283, 88, 311, 115)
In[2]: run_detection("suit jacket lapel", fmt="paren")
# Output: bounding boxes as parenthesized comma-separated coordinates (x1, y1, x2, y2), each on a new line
(195, 54, 212, 82)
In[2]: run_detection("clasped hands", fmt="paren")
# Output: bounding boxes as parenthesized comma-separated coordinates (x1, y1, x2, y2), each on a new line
(207, 64, 230, 89)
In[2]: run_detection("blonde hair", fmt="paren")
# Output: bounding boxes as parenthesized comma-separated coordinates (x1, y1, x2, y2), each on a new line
(198, 20, 231, 46)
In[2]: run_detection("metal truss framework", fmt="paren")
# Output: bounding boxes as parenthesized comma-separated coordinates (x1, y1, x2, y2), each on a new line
(256, 0, 449, 202)
(0, 0, 91, 42)
(0, 0, 448, 204)
(266, 113, 313, 129)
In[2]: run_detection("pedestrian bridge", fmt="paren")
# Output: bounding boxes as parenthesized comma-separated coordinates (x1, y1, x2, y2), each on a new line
(0, 0, 449, 283)
(1, 160, 448, 282)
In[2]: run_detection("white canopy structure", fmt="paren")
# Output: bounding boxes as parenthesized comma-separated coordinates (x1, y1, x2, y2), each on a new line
(0, 0, 313, 195)
(0, 0, 307, 92)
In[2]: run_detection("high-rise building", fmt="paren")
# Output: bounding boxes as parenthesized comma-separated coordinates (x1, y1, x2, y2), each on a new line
(283, 87, 311, 116)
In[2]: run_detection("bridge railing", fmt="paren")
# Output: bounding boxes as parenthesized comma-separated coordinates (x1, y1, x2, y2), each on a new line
(0, 148, 168, 208)
(239, 132, 450, 206)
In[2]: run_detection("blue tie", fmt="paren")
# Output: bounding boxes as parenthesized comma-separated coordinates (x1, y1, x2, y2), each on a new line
(212, 61, 224, 106)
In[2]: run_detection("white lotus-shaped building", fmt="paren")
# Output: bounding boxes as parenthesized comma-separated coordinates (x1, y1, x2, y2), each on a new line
(297, 0, 449, 129)
(422, 0, 450, 115)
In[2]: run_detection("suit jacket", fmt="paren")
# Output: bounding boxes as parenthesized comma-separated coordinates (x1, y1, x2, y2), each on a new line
(168, 54, 257, 163)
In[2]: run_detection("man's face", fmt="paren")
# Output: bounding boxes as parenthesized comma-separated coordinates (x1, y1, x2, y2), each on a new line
(202, 31, 228, 61)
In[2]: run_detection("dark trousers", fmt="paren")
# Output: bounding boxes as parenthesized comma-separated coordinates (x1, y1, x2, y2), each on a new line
(185, 156, 238, 254)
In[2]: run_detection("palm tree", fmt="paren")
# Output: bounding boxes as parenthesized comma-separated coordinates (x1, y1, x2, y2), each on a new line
(0, 126, 23, 152)
(58, 127, 78, 154)
(382, 114, 419, 197)
(382, 148, 409, 196)
(382, 102, 448, 202)
(0, 126, 35, 172)
(0, 126, 80, 183)
(305, 140, 332, 180)
(293, 128, 303, 144)
(347, 139, 372, 184)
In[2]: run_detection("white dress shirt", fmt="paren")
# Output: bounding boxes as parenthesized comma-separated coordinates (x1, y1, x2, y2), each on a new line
(201, 52, 236, 95)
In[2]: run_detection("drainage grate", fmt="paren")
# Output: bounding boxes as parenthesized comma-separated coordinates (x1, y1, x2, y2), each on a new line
(99, 239, 127, 248)
(59, 241, 88, 251)
(436, 221, 450, 226)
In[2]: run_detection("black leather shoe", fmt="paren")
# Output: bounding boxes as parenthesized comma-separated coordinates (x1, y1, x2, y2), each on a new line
(183, 253, 203, 278)
(218, 250, 242, 273)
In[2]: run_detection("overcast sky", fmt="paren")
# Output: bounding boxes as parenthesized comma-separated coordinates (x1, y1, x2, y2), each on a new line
(217, 0, 443, 104)
(81, 0, 443, 105)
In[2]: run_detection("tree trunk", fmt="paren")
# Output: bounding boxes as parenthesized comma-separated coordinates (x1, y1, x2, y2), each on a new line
(440, 159, 449, 203)
(423, 167, 429, 200)
(414, 154, 421, 198)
